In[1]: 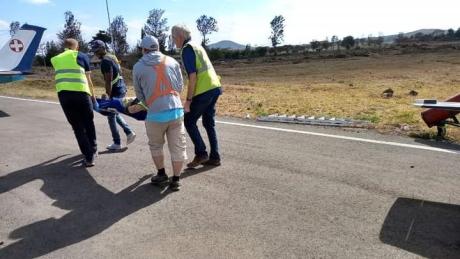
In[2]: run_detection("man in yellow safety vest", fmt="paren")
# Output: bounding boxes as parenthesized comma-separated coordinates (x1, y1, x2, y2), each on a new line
(51, 38, 97, 167)
(171, 24, 222, 168)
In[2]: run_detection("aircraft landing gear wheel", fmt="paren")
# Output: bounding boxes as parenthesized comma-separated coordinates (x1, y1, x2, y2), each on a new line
(436, 125, 447, 140)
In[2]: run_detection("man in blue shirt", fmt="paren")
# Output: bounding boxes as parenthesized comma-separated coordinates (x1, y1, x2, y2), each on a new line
(171, 25, 222, 168)
(91, 40, 136, 150)
(52, 38, 97, 167)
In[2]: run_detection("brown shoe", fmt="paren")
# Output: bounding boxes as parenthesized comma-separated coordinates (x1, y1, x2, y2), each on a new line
(202, 159, 221, 167)
(187, 155, 209, 168)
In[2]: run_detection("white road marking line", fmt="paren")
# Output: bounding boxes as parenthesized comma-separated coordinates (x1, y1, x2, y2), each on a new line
(1, 95, 459, 155)
(216, 121, 460, 154)
(0, 95, 59, 104)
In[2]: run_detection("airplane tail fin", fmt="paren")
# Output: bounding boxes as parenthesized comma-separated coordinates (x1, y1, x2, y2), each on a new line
(0, 24, 46, 73)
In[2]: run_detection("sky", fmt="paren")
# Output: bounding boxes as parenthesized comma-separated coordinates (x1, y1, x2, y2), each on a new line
(0, 0, 460, 48)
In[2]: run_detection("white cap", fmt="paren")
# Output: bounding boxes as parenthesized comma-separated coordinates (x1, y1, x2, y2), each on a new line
(140, 35, 159, 50)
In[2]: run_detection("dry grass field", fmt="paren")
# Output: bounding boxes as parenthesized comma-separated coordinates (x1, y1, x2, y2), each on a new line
(1, 50, 460, 140)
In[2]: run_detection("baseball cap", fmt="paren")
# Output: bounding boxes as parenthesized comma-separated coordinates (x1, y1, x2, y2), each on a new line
(140, 35, 159, 50)
(90, 40, 107, 52)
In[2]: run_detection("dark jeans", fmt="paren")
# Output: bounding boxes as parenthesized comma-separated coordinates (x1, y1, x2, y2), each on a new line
(184, 87, 221, 160)
(58, 91, 97, 161)
(108, 81, 133, 145)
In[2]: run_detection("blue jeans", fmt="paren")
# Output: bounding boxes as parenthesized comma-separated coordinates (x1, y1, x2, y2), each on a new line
(108, 82, 133, 145)
(184, 88, 221, 160)
(108, 113, 133, 145)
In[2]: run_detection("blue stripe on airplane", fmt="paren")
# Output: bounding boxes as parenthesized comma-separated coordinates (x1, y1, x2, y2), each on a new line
(12, 24, 46, 73)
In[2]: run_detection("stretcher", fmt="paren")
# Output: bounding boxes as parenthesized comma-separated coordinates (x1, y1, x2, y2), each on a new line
(94, 97, 147, 121)
(414, 94, 460, 138)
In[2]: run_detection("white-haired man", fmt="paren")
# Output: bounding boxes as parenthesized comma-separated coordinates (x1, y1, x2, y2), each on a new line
(171, 24, 222, 168)
(130, 35, 186, 191)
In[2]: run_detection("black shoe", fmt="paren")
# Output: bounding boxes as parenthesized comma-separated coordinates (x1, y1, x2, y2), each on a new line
(83, 153, 97, 167)
(169, 180, 181, 191)
(151, 173, 169, 185)
(202, 159, 221, 167)
(83, 159, 95, 167)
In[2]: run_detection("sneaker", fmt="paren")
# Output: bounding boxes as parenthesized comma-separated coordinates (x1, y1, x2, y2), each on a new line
(126, 132, 136, 145)
(169, 180, 181, 191)
(186, 155, 209, 168)
(84, 160, 95, 167)
(106, 143, 122, 150)
(151, 173, 169, 185)
(202, 159, 221, 167)
(83, 152, 97, 167)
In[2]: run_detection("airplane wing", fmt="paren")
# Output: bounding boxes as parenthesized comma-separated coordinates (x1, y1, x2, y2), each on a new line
(414, 99, 460, 111)
(0, 24, 46, 84)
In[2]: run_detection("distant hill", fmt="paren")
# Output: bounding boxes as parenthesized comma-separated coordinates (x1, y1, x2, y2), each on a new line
(383, 29, 447, 43)
(208, 40, 246, 50)
(208, 29, 449, 50)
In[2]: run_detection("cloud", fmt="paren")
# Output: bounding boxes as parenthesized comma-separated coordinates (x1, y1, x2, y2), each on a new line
(264, 0, 460, 44)
(213, 13, 271, 46)
(0, 19, 9, 30)
(126, 19, 145, 47)
(80, 25, 100, 41)
(0, 20, 11, 46)
(25, 0, 51, 4)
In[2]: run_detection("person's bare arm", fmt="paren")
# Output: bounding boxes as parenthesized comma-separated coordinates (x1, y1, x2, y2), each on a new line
(184, 72, 197, 112)
(103, 71, 113, 96)
(85, 72, 95, 98)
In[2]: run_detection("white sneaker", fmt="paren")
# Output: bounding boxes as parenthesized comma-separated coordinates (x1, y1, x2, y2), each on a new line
(106, 143, 122, 150)
(127, 132, 136, 145)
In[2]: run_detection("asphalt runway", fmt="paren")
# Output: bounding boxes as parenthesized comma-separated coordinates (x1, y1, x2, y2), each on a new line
(0, 96, 459, 258)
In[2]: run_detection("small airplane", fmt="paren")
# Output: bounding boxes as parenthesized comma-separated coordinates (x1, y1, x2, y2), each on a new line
(414, 97, 460, 138)
(0, 24, 46, 84)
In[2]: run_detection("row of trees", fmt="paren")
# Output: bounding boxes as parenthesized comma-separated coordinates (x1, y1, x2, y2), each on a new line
(267, 15, 383, 53)
(395, 28, 460, 44)
(12, 9, 220, 66)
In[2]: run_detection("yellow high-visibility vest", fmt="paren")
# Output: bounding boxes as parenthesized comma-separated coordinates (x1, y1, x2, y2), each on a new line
(181, 42, 221, 96)
(103, 53, 123, 86)
(51, 49, 90, 95)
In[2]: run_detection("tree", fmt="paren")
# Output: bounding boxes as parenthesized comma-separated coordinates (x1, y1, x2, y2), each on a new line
(446, 28, 455, 40)
(395, 32, 407, 45)
(331, 35, 339, 51)
(44, 41, 61, 66)
(109, 16, 129, 56)
(341, 36, 355, 50)
(57, 11, 87, 51)
(310, 40, 321, 52)
(141, 27, 146, 39)
(9, 21, 20, 36)
(143, 9, 169, 52)
(36, 43, 47, 67)
(255, 46, 268, 57)
(455, 28, 460, 39)
(196, 15, 218, 47)
(92, 30, 111, 43)
(320, 40, 330, 51)
(243, 44, 252, 57)
(376, 35, 384, 48)
(269, 15, 285, 53)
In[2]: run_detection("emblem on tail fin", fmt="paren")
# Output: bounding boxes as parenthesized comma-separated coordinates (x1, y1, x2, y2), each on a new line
(9, 39, 25, 53)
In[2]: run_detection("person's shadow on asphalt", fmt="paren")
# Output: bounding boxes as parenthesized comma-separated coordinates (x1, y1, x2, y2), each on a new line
(0, 155, 171, 259)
